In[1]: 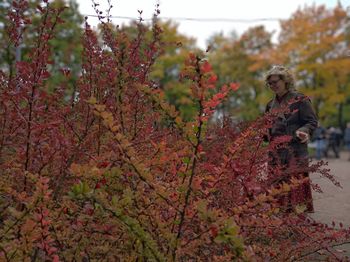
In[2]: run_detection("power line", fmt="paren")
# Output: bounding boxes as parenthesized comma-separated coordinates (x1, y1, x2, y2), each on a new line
(84, 14, 283, 23)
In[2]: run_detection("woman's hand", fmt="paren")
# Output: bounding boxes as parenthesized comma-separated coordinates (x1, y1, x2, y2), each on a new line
(296, 130, 309, 143)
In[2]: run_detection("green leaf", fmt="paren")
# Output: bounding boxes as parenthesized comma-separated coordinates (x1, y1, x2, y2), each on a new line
(295, 204, 307, 214)
(182, 157, 191, 164)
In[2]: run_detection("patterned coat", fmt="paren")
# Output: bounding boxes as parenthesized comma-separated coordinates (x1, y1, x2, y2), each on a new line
(265, 91, 318, 212)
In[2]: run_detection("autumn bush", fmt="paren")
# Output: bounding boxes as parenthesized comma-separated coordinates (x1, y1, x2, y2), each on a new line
(1, 1, 350, 261)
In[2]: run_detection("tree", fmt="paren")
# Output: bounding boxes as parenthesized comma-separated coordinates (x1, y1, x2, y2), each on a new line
(208, 26, 273, 121)
(277, 4, 350, 127)
(45, 0, 84, 99)
(0, 0, 32, 78)
(150, 20, 201, 121)
(92, 18, 201, 121)
(0, 0, 84, 99)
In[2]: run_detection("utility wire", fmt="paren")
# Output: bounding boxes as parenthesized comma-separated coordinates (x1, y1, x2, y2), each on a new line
(84, 14, 282, 23)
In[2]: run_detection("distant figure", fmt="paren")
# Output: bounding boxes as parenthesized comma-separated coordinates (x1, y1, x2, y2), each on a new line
(335, 127, 343, 148)
(344, 122, 350, 161)
(325, 127, 340, 158)
(313, 124, 327, 160)
(264, 65, 318, 213)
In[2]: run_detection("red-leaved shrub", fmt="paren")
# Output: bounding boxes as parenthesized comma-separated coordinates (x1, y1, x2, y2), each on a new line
(0, 1, 349, 261)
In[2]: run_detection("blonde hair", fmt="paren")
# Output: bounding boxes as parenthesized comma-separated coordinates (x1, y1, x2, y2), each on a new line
(264, 65, 295, 91)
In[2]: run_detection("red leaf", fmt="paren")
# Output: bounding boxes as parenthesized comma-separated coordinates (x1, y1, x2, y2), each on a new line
(209, 225, 218, 238)
(189, 52, 196, 61)
(97, 161, 109, 168)
(41, 70, 51, 79)
(37, 5, 44, 13)
(267, 229, 273, 236)
(208, 74, 217, 84)
(201, 61, 212, 73)
(205, 99, 220, 108)
(60, 68, 71, 77)
(100, 178, 107, 185)
(230, 83, 240, 91)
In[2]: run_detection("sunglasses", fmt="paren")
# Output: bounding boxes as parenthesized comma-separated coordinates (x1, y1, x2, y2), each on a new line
(267, 78, 282, 86)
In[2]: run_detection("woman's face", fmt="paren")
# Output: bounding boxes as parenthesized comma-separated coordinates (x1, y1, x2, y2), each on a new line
(267, 75, 287, 97)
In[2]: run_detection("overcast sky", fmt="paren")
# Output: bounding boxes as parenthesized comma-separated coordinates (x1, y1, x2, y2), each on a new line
(76, 0, 350, 49)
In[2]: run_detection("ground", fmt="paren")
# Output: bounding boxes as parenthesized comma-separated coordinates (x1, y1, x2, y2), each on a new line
(311, 150, 350, 227)
(310, 150, 350, 258)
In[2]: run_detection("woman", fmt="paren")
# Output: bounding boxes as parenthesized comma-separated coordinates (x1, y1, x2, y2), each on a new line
(264, 65, 318, 213)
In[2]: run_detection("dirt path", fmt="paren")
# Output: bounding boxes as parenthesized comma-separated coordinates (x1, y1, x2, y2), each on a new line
(310, 151, 350, 227)
(309, 150, 350, 258)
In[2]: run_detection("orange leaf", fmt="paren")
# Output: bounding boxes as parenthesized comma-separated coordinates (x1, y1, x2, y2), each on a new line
(230, 83, 240, 91)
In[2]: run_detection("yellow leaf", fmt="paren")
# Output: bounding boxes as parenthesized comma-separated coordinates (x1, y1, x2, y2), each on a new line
(294, 204, 306, 214)
(282, 183, 290, 192)
(87, 96, 97, 104)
